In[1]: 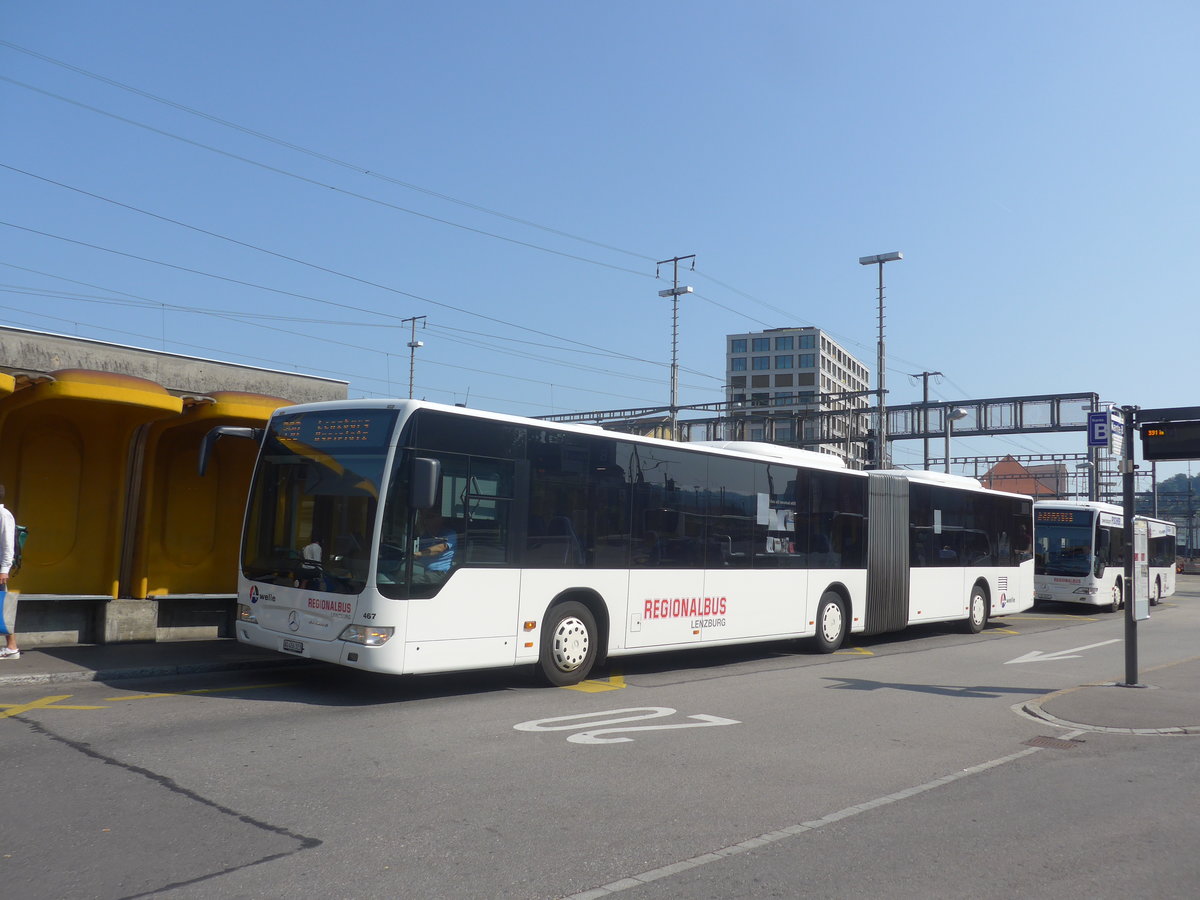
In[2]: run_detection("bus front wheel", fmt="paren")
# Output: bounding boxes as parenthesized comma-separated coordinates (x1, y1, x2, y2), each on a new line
(1110, 580, 1124, 613)
(538, 601, 598, 686)
(811, 592, 846, 653)
(963, 584, 988, 634)
(1150, 577, 1162, 606)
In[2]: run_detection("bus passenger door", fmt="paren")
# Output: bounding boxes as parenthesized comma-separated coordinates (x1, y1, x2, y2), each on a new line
(403, 454, 522, 670)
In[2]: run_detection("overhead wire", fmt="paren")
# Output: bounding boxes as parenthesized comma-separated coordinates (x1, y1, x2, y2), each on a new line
(2, 52, 906, 375)
(5, 42, 1023, 434)
(0, 165, 727, 384)
(3, 58, 911, 394)
(0, 297, 655, 411)
(1, 276, 718, 395)
(0, 216, 673, 378)
(0, 39, 659, 264)
(0, 283, 674, 408)
(0, 76, 652, 280)
(0, 278, 715, 390)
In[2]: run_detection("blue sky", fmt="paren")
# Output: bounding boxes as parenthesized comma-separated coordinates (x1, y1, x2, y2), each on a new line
(3, 1, 1198, 477)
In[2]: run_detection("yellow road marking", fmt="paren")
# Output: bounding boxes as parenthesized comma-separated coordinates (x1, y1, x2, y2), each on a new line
(990, 628, 1020, 635)
(0, 683, 299, 719)
(564, 672, 627, 693)
(0, 694, 108, 718)
(835, 646, 874, 656)
(105, 682, 297, 701)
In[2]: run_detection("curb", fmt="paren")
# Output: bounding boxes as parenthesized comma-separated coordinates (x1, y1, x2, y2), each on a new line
(1019, 686, 1200, 736)
(0, 657, 315, 688)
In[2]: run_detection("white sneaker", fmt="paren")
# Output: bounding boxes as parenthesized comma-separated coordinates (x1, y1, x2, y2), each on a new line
(0, 647, 20, 660)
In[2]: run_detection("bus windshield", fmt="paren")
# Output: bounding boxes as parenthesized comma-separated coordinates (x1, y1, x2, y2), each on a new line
(1034, 518, 1095, 576)
(242, 408, 398, 595)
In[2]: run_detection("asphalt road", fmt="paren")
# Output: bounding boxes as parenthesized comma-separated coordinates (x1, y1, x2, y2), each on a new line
(3, 583, 1199, 900)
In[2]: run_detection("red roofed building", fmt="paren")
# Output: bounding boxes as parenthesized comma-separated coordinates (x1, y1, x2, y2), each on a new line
(981, 456, 1065, 497)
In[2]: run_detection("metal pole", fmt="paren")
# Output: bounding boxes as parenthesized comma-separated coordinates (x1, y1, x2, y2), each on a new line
(402, 315, 426, 399)
(1189, 472, 1195, 558)
(670, 268, 679, 430)
(1120, 404, 1140, 687)
(657, 255, 694, 439)
(1152, 461, 1158, 516)
(922, 373, 931, 470)
(944, 420, 952, 474)
(1088, 398, 1099, 501)
(911, 371, 942, 470)
(408, 318, 418, 398)
(876, 262, 887, 468)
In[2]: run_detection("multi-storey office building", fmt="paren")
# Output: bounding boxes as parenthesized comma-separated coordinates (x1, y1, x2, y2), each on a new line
(725, 327, 871, 463)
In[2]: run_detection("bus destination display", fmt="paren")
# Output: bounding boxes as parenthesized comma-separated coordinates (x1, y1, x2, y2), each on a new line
(274, 410, 396, 448)
(1035, 508, 1092, 527)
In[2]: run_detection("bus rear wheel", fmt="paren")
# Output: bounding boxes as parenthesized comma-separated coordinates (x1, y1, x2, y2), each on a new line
(811, 592, 846, 653)
(963, 584, 988, 634)
(538, 601, 598, 687)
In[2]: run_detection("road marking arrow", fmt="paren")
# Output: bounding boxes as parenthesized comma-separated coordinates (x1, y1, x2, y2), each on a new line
(1004, 639, 1120, 664)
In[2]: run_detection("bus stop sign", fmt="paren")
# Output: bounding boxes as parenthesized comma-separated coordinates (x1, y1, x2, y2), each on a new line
(1087, 411, 1116, 449)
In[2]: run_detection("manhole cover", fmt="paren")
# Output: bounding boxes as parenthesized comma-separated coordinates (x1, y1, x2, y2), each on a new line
(1025, 735, 1083, 750)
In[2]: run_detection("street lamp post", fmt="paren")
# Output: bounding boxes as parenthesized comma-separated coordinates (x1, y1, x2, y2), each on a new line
(859, 251, 902, 468)
(402, 315, 426, 398)
(944, 407, 968, 474)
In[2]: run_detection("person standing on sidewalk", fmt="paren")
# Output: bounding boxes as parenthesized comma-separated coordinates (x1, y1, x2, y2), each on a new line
(0, 484, 19, 660)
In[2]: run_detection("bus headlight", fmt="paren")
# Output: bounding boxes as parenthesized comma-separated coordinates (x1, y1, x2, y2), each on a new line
(1073, 587, 1099, 595)
(339, 624, 395, 646)
(237, 603, 258, 624)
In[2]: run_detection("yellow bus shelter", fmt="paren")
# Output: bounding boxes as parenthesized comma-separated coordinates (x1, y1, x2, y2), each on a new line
(0, 369, 181, 599)
(130, 391, 292, 599)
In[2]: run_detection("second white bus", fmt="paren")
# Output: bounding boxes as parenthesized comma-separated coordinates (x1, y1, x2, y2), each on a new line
(1033, 500, 1176, 610)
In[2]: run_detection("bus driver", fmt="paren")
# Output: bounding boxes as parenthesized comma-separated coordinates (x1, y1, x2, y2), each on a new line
(413, 510, 457, 583)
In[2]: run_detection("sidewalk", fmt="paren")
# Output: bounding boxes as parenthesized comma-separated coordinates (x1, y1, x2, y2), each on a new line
(0, 639, 314, 688)
(1022, 655, 1200, 735)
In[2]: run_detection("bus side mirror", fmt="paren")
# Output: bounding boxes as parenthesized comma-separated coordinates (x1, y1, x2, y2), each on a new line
(199, 425, 263, 476)
(410, 457, 441, 510)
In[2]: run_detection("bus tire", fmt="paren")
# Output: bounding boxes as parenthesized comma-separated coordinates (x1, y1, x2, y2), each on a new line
(538, 601, 597, 686)
(963, 583, 988, 634)
(1150, 577, 1161, 606)
(811, 592, 846, 653)
(1110, 579, 1123, 613)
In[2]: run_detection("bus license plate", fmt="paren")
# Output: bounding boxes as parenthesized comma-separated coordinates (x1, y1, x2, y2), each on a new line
(282, 638, 304, 654)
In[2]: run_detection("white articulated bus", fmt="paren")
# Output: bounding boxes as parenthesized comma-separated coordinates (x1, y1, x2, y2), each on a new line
(203, 401, 1035, 685)
(1033, 500, 1176, 611)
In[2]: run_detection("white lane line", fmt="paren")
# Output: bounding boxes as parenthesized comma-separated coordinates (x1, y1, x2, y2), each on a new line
(561, 744, 1045, 899)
